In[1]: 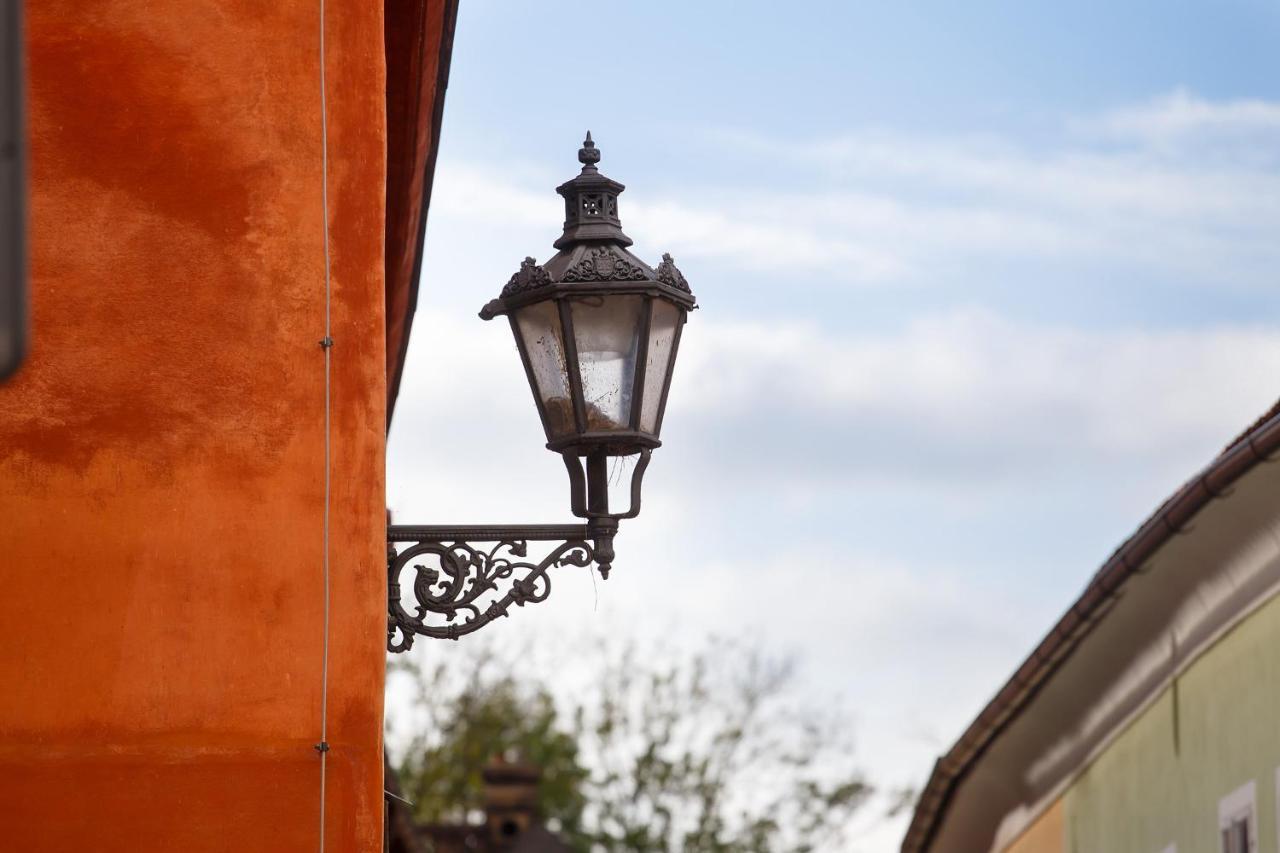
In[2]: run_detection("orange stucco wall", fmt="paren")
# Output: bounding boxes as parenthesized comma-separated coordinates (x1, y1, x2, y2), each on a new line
(0, 2, 387, 851)
(1005, 799, 1064, 853)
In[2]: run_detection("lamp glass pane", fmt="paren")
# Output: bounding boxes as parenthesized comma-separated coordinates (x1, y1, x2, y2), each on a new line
(640, 300, 681, 433)
(514, 300, 574, 439)
(570, 294, 644, 432)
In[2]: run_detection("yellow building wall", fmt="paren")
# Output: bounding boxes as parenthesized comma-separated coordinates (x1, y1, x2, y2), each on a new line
(1065, 591, 1280, 852)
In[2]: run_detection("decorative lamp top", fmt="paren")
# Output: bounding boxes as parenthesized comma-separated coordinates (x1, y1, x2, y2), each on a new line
(552, 132, 630, 250)
(480, 134, 697, 318)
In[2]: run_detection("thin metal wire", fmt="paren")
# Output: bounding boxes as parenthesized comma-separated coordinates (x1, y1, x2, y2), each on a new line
(315, 0, 333, 848)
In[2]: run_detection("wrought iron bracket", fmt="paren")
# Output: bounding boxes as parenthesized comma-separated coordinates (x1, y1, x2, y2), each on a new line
(387, 521, 617, 652)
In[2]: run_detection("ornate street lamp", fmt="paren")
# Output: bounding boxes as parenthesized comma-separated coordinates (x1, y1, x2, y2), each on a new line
(388, 134, 696, 651)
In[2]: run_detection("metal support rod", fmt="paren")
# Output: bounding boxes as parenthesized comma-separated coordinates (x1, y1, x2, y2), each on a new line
(389, 524, 589, 542)
(586, 451, 609, 515)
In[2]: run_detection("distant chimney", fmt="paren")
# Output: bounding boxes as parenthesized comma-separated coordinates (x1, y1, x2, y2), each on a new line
(482, 757, 541, 848)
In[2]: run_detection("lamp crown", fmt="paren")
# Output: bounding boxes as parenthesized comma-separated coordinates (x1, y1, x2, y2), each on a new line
(554, 132, 631, 250)
(481, 135, 697, 319)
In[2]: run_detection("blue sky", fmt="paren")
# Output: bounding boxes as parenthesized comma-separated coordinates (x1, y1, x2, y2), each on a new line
(388, 2, 1280, 848)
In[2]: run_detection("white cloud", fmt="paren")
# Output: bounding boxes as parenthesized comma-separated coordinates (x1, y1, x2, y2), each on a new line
(720, 135, 1280, 286)
(430, 93, 1280, 290)
(1085, 87, 1280, 145)
(409, 92, 1280, 493)
(676, 311, 1280, 462)
(392, 304, 1280, 523)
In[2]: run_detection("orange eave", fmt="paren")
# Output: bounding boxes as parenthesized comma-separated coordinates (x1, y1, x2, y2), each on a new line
(384, 0, 459, 427)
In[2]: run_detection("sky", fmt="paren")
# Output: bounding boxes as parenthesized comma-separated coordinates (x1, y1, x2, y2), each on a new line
(386, 2, 1280, 848)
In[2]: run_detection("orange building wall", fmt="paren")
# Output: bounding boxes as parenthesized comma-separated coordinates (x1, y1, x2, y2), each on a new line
(1005, 799, 1065, 853)
(0, 2, 387, 851)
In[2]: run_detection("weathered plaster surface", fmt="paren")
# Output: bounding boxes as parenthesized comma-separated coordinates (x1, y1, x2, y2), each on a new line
(0, 2, 387, 849)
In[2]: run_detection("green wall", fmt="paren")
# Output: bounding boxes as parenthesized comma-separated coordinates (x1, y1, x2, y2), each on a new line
(1066, 590, 1280, 852)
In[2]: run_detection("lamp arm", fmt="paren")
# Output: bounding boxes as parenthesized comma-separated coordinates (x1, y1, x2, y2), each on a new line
(386, 522, 617, 652)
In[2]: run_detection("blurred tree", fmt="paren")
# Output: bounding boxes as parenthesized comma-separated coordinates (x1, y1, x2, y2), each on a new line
(388, 636, 884, 853)
(390, 656, 591, 840)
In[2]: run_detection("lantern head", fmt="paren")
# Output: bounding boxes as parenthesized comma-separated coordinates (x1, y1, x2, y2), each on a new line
(481, 133, 696, 521)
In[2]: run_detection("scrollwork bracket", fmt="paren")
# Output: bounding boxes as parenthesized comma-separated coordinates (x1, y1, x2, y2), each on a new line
(386, 522, 616, 652)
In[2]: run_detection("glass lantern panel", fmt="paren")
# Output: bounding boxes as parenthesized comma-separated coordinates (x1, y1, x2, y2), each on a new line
(640, 299, 681, 434)
(514, 300, 574, 439)
(570, 294, 644, 432)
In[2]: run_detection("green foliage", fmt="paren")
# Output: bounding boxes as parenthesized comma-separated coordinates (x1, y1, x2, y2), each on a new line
(387, 635, 885, 852)
(389, 655, 591, 839)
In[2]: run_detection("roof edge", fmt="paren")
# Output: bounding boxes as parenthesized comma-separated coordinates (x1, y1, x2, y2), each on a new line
(386, 0, 459, 430)
(903, 401, 1280, 852)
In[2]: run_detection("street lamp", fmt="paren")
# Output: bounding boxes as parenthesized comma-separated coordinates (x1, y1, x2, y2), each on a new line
(388, 134, 696, 651)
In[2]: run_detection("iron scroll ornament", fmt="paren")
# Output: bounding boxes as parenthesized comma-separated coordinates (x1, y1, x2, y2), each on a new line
(388, 448, 650, 652)
(387, 523, 614, 652)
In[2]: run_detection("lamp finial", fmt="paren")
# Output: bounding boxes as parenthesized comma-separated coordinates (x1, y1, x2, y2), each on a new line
(578, 131, 600, 172)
